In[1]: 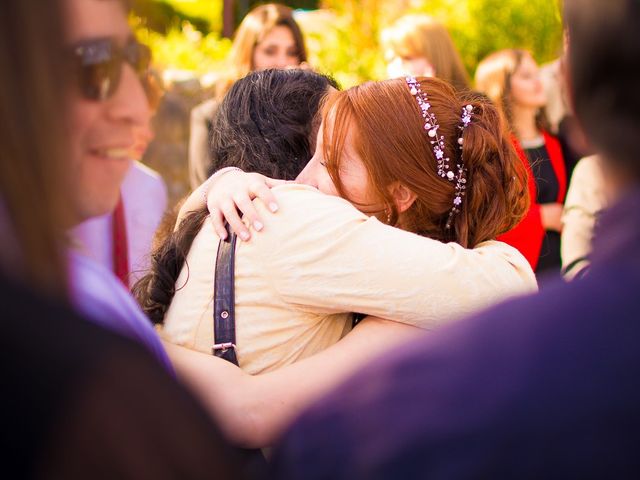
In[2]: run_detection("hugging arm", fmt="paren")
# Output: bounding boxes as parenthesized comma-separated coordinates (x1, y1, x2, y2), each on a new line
(245, 185, 535, 328)
(175, 168, 287, 240)
(166, 316, 419, 448)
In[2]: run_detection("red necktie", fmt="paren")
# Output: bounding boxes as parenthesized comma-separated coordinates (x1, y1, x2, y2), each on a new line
(112, 195, 130, 288)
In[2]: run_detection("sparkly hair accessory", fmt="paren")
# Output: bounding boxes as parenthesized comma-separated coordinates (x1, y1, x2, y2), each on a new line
(447, 104, 474, 229)
(405, 76, 453, 181)
(405, 75, 473, 229)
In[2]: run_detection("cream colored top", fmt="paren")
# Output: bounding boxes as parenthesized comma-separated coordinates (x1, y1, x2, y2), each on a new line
(561, 155, 609, 280)
(162, 184, 537, 374)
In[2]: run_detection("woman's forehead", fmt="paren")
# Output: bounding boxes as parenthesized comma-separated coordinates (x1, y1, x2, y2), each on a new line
(322, 110, 361, 161)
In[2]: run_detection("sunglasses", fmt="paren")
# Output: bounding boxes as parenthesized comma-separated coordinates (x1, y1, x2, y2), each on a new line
(71, 38, 151, 101)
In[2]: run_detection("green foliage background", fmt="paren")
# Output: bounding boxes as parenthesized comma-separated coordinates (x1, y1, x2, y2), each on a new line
(134, 0, 563, 88)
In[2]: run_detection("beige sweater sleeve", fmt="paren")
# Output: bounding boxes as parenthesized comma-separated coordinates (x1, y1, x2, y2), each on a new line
(245, 184, 538, 329)
(561, 156, 608, 279)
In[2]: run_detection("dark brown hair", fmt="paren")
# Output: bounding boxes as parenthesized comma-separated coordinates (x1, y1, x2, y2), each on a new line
(209, 69, 338, 180)
(0, 0, 70, 296)
(322, 77, 529, 248)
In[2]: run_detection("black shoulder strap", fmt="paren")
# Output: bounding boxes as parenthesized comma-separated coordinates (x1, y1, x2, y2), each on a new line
(212, 224, 268, 468)
(212, 223, 238, 365)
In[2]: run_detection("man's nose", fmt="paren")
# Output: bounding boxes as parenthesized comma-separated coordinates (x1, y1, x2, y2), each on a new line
(106, 63, 151, 127)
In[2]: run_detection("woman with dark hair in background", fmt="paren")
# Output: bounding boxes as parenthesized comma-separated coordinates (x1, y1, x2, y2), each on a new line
(476, 49, 567, 281)
(188, 3, 308, 189)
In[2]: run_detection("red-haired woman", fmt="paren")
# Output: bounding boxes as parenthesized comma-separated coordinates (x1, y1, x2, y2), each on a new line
(475, 49, 567, 281)
(138, 77, 537, 446)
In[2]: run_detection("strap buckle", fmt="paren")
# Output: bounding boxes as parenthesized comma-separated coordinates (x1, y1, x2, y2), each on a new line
(212, 342, 237, 354)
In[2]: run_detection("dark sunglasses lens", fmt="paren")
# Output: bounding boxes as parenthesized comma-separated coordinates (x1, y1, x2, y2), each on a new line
(74, 40, 151, 101)
(80, 58, 120, 101)
(74, 40, 120, 101)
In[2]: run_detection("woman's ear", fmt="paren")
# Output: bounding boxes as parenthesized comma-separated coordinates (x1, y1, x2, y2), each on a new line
(388, 182, 417, 213)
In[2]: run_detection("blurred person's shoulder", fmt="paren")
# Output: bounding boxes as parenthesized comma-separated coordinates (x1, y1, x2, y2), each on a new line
(0, 274, 241, 479)
(270, 261, 640, 479)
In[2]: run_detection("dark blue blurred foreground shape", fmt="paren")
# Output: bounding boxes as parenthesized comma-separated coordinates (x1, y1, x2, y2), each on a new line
(270, 189, 640, 479)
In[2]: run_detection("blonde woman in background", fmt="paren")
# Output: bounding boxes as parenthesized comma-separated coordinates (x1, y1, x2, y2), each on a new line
(476, 49, 567, 282)
(561, 155, 610, 280)
(381, 14, 470, 92)
(188, 3, 307, 189)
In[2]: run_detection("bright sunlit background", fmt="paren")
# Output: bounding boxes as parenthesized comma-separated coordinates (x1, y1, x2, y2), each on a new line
(132, 0, 563, 88)
(134, 0, 563, 207)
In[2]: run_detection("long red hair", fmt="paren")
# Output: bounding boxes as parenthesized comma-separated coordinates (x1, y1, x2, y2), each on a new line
(321, 77, 529, 248)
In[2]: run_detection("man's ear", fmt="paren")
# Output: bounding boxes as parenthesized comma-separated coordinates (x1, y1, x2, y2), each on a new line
(388, 182, 417, 213)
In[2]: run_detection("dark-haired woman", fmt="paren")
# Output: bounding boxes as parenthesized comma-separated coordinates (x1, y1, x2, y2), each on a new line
(137, 68, 345, 371)
(476, 49, 567, 280)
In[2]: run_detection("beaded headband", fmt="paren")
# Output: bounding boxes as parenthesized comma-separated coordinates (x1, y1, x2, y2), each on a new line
(405, 76, 473, 229)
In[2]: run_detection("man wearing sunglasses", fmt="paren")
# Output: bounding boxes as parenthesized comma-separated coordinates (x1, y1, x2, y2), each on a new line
(2, 0, 248, 477)
(66, 0, 150, 219)
(63, 0, 172, 370)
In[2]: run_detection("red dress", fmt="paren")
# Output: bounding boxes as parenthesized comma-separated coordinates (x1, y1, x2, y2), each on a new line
(498, 132, 567, 271)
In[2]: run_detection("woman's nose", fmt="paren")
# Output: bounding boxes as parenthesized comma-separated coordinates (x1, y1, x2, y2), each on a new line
(296, 161, 317, 187)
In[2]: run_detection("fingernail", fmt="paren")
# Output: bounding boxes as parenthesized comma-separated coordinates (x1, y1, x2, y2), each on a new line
(240, 231, 250, 241)
(269, 203, 279, 212)
(254, 221, 264, 231)
(218, 232, 227, 240)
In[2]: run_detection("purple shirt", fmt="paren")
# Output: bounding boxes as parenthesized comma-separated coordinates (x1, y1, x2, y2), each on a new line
(69, 249, 173, 374)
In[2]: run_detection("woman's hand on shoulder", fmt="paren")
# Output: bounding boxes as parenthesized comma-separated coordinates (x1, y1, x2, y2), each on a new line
(205, 169, 288, 241)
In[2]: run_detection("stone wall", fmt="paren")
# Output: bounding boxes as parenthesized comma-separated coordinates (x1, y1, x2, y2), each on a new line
(141, 79, 209, 210)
